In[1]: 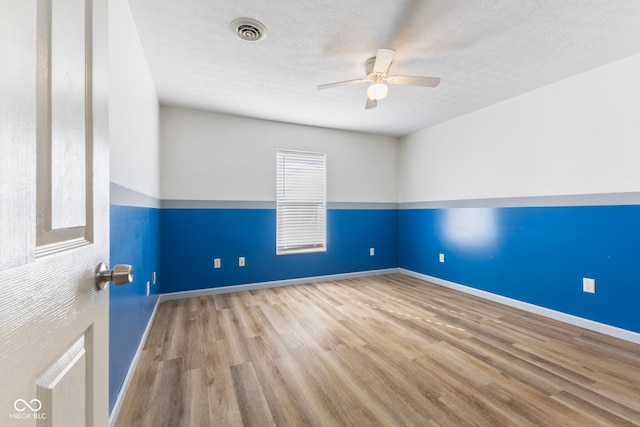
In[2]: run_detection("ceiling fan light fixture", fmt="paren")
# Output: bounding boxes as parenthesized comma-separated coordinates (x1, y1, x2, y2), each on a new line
(367, 83, 388, 101)
(317, 47, 439, 110)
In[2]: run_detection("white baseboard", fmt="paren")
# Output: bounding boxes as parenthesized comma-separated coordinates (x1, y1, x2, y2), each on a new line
(159, 268, 400, 302)
(109, 296, 160, 427)
(400, 268, 640, 345)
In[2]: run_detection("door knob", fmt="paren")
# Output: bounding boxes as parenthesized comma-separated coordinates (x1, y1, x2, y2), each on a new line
(95, 263, 134, 290)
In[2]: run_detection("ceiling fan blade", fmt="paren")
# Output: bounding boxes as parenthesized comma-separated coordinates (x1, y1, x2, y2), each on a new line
(387, 75, 441, 87)
(365, 97, 377, 109)
(317, 78, 368, 90)
(373, 48, 395, 74)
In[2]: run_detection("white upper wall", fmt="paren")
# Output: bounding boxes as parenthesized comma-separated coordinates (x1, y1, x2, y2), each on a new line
(109, 0, 159, 199)
(160, 106, 398, 203)
(399, 53, 640, 203)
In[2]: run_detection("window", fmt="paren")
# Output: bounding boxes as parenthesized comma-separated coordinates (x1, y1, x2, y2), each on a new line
(276, 150, 326, 255)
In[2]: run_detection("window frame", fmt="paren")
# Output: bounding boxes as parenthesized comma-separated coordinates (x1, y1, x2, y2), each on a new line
(276, 149, 327, 255)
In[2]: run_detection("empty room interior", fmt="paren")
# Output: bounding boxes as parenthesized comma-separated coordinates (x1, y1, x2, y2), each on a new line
(105, 1, 640, 426)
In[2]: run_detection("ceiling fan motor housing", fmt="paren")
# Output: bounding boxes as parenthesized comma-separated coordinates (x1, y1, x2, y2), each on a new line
(366, 57, 388, 85)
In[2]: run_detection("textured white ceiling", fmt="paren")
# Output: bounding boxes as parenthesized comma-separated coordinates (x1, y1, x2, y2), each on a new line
(128, 0, 640, 137)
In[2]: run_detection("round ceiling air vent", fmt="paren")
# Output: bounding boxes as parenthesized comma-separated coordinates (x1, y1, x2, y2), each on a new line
(231, 18, 267, 42)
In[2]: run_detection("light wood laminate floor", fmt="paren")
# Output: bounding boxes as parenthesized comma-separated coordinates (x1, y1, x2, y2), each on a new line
(115, 274, 640, 426)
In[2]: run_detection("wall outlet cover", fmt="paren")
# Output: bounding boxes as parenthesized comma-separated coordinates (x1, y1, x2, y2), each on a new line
(214, 258, 221, 269)
(439, 253, 445, 263)
(583, 277, 595, 294)
(369, 247, 375, 256)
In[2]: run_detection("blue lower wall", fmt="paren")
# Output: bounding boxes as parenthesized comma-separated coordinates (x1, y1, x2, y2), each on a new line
(399, 205, 640, 333)
(109, 204, 160, 413)
(160, 208, 398, 293)
(109, 199, 640, 414)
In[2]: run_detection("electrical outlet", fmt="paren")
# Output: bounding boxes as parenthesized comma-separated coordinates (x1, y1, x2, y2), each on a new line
(583, 277, 595, 294)
(239, 257, 245, 267)
(439, 253, 445, 263)
(369, 247, 375, 256)
(146, 281, 150, 296)
(152, 271, 157, 285)
(214, 258, 221, 269)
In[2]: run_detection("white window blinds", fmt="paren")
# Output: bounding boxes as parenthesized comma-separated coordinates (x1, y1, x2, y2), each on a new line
(276, 150, 326, 255)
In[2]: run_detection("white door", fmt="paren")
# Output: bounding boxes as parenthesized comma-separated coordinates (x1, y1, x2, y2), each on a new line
(1, 0, 110, 426)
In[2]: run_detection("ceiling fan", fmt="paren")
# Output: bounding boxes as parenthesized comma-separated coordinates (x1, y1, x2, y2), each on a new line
(318, 48, 441, 109)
